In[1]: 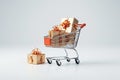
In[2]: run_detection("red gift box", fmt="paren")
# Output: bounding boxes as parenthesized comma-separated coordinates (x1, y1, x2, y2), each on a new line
(44, 36, 51, 46)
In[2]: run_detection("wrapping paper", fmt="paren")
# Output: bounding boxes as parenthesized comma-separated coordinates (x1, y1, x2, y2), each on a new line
(44, 32, 76, 47)
(61, 18, 78, 33)
(27, 48, 45, 64)
(49, 30, 65, 38)
(44, 18, 78, 47)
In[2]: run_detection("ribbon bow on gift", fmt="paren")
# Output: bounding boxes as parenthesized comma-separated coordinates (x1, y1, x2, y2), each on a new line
(32, 48, 41, 55)
(61, 19, 70, 29)
(53, 26, 60, 31)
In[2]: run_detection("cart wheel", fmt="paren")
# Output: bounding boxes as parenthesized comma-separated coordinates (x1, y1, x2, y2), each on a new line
(75, 58, 80, 64)
(66, 58, 70, 62)
(56, 60, 61, 66)
(47, 58, 52, 64)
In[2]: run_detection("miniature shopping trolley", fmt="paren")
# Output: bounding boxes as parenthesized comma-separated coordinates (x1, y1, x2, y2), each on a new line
(44, 23, 86, 66)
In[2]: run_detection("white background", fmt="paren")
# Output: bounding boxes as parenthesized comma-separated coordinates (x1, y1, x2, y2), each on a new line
(0, 0, 120, 80)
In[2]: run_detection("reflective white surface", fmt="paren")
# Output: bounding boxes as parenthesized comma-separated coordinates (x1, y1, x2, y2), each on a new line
(0, 46, 120, 80)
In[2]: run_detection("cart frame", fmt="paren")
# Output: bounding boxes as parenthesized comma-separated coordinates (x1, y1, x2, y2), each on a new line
(46, 23, 86, 66)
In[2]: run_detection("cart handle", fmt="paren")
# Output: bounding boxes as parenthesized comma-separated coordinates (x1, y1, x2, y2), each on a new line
(76, 23, 86, 28)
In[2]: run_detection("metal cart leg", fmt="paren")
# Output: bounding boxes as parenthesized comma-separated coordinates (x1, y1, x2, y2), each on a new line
(64, 48, 70, 62)
(64, 48, 80, 64)
(73, 48, 80, 64)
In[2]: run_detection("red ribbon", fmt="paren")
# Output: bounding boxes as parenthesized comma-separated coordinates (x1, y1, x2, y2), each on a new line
(53, 26, 60, 31)
(32, 48, 41, 55)
(61, 20, 70, 29)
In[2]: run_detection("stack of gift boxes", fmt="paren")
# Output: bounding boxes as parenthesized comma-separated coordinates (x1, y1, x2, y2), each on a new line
(44, 18, 79, 47)
(27, 48, 45, 64)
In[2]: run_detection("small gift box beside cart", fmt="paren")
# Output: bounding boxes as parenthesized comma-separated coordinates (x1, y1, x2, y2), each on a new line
(27, 48, 45, 65)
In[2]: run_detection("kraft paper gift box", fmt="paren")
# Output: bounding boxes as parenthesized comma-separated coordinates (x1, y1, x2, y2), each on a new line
(49, 32, 76, 47)
(51, 35, 67, 47)
(27, 48, 45, 64)
(65, 32, 76, 38)
(49, 30, 65, 38)
(49, 30, 59, 38)
(28, 54, 45, 64)
(51, 37, 60, 47)
(51, 43, 67, 47)
(67, 39, 75, 45)
(60, 33, 75, 46)
(61, 18, 78, 33)
(40, 54, 45, 63)
(51, 43, 60, 47)
(44, 18, 78, 47)
(32, 54, 45, 64)
(28, 54, 33, 64)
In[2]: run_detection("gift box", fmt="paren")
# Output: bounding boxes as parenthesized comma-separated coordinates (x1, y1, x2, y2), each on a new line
(50, 37, 61, 47)
(44, 32, 76, 47)
(44, 35, 66, 47)
(67, 38, 75, 45)
(27, 54, 33, 64)
(49, 30, 59, 38)
(61, 18, 78, 33)
(49, 29, 65, 38)
(44, 18, 78, 47)
(44, 36, 51, 46)
(32, 54, 45, 64)
(27, 48, 45, 64)
(50, 33, 75, 47)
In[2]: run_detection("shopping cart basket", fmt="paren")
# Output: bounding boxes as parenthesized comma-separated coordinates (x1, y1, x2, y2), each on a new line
(44, 23, 86, 66)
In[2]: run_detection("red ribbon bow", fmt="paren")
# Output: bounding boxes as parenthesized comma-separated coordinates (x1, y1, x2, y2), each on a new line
(32, 48, 41, 55)
(53, 26, 60, 31)
(61, 19, 70, 29)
